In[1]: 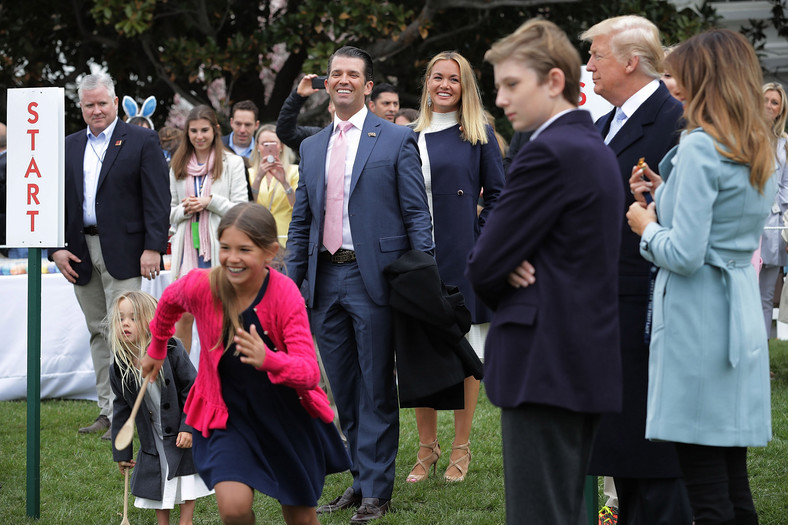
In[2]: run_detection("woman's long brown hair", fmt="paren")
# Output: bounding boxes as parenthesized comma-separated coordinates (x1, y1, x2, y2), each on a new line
(665, 29, 774, 192)
(209, 202, 280, 350)
(170, 104, 226, 181)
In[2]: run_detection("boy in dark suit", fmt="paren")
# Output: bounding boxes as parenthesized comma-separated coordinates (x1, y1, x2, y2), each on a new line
(467, 19, 623, 524)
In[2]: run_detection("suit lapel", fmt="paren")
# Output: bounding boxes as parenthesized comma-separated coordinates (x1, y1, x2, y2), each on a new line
(607, 84, 670, 156)
(597, 109, 615, 138)
(350, 115, 380, 196)
(71, 132, 89, 205)
(97, 120, 127, 192)
(313, 125, 333, 220)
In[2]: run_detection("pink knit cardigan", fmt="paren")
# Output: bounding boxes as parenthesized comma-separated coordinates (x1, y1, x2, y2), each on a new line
(147, 268, 334, 437)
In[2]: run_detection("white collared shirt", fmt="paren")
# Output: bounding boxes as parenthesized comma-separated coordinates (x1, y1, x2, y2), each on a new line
(530, 108, 578, 142)
(607, 79, 661, 141)
(325, 106, 368, 250)
(82, 117, 119, 227)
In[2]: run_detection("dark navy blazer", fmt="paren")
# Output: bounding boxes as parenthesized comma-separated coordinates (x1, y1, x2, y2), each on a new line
(589, 82, 686, 478)
(422, 124, 504, 323)
(467, 110, 623, 413)
(58, 119, 170, 284)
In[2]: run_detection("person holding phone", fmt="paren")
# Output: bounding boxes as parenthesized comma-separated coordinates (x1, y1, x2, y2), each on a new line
(276, 74, 335, 152)
(249, 124, 299, 247)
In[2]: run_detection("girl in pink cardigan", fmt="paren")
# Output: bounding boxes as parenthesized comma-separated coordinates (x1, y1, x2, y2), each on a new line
(142, 203, 349, 525)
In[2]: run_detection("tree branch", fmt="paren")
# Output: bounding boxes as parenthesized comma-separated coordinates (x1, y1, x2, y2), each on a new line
(369, 0, 578, 61)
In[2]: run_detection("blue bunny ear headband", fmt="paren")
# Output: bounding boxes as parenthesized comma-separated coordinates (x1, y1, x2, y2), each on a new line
(122, 95, 156, 129)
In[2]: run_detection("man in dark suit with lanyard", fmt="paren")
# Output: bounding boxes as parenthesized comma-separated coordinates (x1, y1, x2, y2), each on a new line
(286, 46, 432, 523)
(52, 73, 170, 440)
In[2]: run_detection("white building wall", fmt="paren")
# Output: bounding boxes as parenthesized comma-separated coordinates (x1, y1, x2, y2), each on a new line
(671, 1, 788, 80)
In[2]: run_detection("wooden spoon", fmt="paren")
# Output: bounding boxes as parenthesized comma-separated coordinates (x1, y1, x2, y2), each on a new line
(114, 374, 150, 450)
(121, 467, 130, 525)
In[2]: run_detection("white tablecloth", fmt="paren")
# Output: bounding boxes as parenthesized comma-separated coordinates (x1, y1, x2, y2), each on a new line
(0, 270, 198, 401)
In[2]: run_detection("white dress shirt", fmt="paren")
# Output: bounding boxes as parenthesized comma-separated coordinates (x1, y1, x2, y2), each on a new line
(325, 106, 367, 250)
(82, 117, 119, 227)
(604, 79, 660, 144)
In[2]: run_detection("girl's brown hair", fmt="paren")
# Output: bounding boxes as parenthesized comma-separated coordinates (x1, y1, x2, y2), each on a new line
(170, 105, 225, 181)
(209, 202, 281, 350)
(665, 29, 774, 192)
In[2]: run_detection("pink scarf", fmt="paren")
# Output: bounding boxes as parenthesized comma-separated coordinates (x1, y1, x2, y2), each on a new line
(181, 150, 215, 275)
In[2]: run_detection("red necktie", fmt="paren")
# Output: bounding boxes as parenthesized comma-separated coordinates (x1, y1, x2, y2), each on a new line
(324, 121, 352, 254)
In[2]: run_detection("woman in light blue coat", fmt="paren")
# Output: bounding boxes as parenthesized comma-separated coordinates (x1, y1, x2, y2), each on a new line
(627, 29, 774, 525)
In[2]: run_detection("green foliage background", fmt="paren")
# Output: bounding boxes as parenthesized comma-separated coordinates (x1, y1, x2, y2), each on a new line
(0, 0, 721, 135)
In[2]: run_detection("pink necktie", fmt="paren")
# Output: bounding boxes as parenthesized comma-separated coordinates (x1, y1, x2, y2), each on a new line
(324, 121, 352, 254)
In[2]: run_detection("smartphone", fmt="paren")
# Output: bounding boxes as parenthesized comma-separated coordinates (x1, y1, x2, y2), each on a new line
(311, 76, 327, 90)
(262, 142, 279, 163)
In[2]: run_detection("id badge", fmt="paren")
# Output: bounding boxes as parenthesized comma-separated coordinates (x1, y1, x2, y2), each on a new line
(191, 222, 200, 251)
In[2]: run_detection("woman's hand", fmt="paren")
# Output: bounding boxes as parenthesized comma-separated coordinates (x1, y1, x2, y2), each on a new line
(262, 159, 288, 185)
(626, 201, 657, 236)
(118, 460, 136, 474)
(629, 161, 662, 205)
(233, 324, 268, 369)
(140, 354, 164, 383)
(176, 431, 192, 448)
(182, 195, 211, 215)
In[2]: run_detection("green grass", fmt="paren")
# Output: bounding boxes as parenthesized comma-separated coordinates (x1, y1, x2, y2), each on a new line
(2, 345, 788, 524)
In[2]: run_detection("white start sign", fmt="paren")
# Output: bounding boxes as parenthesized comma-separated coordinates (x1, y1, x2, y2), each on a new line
(6, 88, 65, 248)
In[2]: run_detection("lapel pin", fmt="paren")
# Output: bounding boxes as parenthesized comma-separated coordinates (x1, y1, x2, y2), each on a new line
(115, 140, 123, 146)
(368, 132, 376, 137)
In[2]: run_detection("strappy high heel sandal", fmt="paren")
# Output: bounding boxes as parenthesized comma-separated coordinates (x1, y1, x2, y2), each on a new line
(444, 441, 471, 482)
(406, 438, 441, 483)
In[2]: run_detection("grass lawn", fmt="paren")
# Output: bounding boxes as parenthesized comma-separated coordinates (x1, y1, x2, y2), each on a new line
(1, 342, 787, 524)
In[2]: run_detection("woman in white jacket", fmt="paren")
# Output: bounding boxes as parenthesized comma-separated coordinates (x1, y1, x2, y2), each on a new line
(169, 105, 249, 351)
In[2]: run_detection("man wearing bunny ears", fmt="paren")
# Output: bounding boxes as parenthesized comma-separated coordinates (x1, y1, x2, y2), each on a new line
(51, 73, 170, 440)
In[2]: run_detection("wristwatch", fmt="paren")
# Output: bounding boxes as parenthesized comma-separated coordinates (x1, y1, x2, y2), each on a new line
(284, 186, 294, 195)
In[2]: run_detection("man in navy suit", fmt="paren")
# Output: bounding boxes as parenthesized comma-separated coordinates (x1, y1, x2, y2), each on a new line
(469, 19, 623, 524)
(52, 73, 169, 439)
(580, 16, 692, 525)
(286, 46, 432, 523)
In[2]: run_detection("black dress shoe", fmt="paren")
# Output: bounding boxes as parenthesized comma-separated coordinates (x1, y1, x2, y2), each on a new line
(316, 487, 362, 514)
(349, 498, 390, 523)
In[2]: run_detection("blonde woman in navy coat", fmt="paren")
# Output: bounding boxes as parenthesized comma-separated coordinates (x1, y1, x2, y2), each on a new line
(627, 30, 773, 524)
(405, 51, 504, 484)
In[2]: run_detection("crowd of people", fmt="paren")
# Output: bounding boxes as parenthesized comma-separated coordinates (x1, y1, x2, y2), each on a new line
(6, 11, 781, 525)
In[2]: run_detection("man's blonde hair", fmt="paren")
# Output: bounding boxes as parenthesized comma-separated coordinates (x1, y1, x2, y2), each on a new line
(580, 15, 664, 79)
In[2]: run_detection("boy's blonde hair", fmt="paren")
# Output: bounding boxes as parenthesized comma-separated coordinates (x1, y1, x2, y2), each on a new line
(485, 19, 581, 107)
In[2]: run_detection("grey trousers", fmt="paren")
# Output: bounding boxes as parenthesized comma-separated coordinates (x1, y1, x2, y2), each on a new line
(501, 403, 599, 525)
(73, 235, 141, 419)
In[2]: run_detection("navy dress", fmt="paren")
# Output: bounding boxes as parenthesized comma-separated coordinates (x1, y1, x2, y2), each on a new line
(191, 276, 350, 506)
